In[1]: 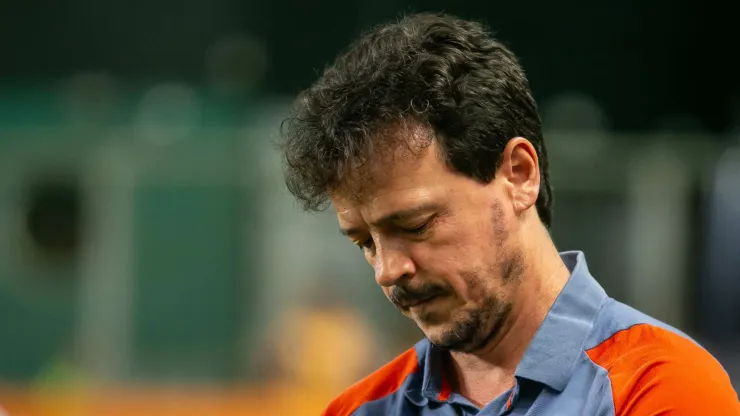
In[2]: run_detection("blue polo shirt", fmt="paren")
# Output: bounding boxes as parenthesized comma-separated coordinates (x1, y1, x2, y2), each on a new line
(322, 251, 740, 415)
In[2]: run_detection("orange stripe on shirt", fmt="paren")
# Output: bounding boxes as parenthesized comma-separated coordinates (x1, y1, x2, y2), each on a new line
(322, 347, 419, 416)
(587, 323, 740, 415)
(436, 375, 452, 402)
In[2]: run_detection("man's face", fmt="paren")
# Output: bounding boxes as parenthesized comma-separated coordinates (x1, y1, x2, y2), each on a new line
(332, 132, 530, 353)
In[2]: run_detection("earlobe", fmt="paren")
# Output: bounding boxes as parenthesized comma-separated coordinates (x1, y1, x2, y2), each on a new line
(502, 137, 540, 214)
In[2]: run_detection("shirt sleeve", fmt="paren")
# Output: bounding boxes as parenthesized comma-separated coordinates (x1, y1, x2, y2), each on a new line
(586, 323, 740, 416)
(616, 357, 740, 415)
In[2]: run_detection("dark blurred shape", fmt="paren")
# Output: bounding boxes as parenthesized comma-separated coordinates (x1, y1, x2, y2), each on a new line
(697, 140, 740, 391)
(541, 92, 609, 168)
(134, 82, 201, 145)
(654, 113, 705, 133)
(206, 34, 268, 98)
(699, 144, 740, 339)
(23, 173, 82, 262)
(541, 91, 609, 132)
(58, 72, 119, 128)
(202, 34, 269, 127)
(698, 101, 740, 344)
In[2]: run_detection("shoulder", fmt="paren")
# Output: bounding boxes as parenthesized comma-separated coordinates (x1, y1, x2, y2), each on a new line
(321, 345, 421, 416)
(585, 299, 739, 415)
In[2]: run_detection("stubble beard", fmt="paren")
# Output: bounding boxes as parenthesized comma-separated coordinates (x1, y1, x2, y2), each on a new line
(426, 201, 525, 353)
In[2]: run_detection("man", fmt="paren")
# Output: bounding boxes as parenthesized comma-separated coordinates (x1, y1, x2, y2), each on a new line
(278, 12, 740, 416)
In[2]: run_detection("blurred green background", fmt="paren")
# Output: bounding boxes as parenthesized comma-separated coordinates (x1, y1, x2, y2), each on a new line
(0, 1, 738, 414)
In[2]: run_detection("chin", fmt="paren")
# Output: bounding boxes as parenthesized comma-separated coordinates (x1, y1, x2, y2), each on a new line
(426, 331, 475, 352)
(419, 307, 504, 353)
(418, 322, 469, 350)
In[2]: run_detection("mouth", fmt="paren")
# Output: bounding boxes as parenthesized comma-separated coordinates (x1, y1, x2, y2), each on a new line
(403, 294, 441, 309)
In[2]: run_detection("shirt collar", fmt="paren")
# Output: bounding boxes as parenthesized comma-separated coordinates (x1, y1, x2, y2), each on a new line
(404, 340, 450, 406)
(411, 250, 607, 402)
(514, 250, 607, 391)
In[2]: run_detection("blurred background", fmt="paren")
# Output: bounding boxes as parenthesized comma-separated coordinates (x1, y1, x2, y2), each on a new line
(0, 1, 738, 414)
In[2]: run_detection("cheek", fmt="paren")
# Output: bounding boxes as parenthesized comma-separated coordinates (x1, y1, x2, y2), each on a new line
(406, 212, 500, 280)
(412, 223, 488, 270)
(429, 241, 503, 299)
(412, 247, 486, 296)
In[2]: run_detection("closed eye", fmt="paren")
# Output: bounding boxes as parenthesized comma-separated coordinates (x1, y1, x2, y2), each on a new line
(402, 217, 434, 236)
(358, 238, 374, 251)
(351, 216, 436, 251)
(405, 222, 429, 235)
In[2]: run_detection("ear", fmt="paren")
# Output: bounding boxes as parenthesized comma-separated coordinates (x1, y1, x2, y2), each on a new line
(497, 137, 540, 215)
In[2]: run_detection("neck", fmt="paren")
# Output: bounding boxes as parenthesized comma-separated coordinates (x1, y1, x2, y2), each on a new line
(447, 231, 569, 407)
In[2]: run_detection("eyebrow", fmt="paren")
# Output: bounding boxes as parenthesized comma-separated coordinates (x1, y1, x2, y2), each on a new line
(339, 202, 441, 237)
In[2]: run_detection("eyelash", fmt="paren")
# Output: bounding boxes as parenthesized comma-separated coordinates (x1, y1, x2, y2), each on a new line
(406, 221, 430, 236)
(359, 239, 373, 251)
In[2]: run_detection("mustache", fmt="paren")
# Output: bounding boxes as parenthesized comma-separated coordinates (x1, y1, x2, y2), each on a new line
(389, 283, 449, 308)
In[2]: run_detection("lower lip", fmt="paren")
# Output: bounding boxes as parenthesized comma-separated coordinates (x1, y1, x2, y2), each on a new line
(409, 295, 440, 309)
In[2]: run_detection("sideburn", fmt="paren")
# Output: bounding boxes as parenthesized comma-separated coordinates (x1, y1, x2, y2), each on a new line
(491, 200, 525, 283)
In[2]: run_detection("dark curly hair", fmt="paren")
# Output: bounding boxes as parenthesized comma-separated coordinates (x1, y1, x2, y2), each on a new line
(278, 12, 553, 227)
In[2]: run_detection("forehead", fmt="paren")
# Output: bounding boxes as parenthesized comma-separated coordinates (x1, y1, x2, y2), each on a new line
(332, 137, 454, 214)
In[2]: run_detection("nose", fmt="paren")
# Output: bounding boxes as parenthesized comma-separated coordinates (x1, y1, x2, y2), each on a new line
(372, 244, 415, 287)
